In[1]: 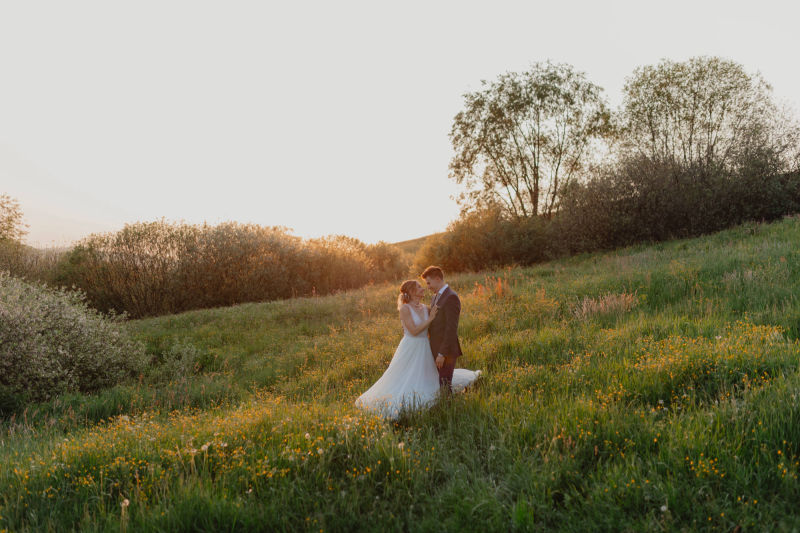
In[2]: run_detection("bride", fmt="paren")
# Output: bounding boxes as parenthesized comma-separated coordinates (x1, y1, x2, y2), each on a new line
(355, 279, 481, 419)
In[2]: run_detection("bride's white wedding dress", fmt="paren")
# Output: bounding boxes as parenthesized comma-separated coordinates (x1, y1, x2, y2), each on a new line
(355, 305, 481, 419)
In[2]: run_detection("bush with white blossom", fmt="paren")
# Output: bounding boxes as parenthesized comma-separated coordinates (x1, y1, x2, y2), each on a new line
(0, 271, 148, 403)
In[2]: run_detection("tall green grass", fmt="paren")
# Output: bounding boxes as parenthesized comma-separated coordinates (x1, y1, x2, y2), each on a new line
(2, 217, 800, 531)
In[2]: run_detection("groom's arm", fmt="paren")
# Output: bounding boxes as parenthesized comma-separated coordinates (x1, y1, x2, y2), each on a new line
(437, 296, 461, 357)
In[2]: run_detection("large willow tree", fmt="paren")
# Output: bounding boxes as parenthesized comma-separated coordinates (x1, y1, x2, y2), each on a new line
(449, 62, 612, 218)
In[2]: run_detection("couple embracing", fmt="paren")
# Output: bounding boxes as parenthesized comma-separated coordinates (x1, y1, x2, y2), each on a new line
(355, 266, 481, 419)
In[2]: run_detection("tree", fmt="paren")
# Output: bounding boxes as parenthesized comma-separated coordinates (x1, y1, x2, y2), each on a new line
(449, 62, 612, 219)
(0, 194, 27, 243)
(620, 56, 800, 172)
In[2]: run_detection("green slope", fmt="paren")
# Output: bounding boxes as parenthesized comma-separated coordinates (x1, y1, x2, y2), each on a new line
(2, 217, 800, 531)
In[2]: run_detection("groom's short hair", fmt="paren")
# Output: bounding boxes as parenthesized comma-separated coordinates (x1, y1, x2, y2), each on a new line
(421, 266, 444, 280)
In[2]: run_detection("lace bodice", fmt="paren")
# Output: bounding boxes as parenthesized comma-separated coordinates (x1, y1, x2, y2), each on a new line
(403, 305, 428, 338)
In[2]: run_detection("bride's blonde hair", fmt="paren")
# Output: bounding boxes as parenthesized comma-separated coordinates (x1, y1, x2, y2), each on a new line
(396, 280, 419, 310)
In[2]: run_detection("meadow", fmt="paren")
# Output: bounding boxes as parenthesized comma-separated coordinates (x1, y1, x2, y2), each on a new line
(2, 216, 800, 531)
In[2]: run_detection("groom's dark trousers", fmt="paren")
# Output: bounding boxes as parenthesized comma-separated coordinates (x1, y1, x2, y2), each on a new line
(428, 286, 463, 391)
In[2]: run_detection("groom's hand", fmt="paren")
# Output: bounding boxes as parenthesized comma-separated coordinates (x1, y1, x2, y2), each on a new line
(436, 354, 445, 369)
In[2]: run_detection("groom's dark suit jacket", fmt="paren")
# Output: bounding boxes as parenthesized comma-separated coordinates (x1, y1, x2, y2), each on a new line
(428, 286, 463, 359)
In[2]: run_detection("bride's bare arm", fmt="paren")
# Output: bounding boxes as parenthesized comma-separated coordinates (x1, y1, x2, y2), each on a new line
(399, 305, 438, 336)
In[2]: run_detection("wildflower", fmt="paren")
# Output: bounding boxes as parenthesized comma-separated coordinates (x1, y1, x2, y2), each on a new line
(660, 505, 667, 512)
(121, 499, 130, 509)
(398, 442, 404, 450)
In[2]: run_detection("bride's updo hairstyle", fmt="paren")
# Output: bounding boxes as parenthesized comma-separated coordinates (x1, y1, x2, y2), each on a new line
(397, 280, 418, 310)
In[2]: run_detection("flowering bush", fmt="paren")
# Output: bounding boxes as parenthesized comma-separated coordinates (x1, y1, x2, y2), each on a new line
(0, 272, 148, 402)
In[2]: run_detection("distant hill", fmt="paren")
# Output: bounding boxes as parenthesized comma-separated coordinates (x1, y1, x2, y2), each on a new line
(390, 233, 441, 259)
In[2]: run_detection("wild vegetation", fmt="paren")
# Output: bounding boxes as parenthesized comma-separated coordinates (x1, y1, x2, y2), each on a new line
(1, 201, 413, 319)
(2, 54, 799, 529)
(419, 57, 800, 272)
(0, 273, 148, 409)
(51, 221, 408, 318)
(1, 216, 800, 531)
(0, 195, 63, 285)
(0, 194, 26, 245)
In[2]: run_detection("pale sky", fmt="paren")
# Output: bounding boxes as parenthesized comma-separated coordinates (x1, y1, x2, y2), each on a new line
(1, 0, 798, 247)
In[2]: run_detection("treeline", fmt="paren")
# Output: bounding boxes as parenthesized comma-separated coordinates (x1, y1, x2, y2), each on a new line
(56, 221, 408, 318)
(1, 220, 407, 318)
(415, 164, 800, 272)
(416, 56, 800, 271)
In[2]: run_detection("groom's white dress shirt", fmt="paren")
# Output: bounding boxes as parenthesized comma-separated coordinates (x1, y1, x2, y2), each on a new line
(432, 284, 449, 307)
(433, 284, 450, 360)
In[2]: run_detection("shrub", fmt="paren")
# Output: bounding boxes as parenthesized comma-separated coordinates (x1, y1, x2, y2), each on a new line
(0, 272, 147, 402)
(0, 241, 66, 284)
(154, 340, 202, 383)
(418, 166, 800, 272)
(412, 207, 563, 273)
(558, 158, 800, 252)
(412, 208, 533, 273)
(54, 221, 409, 318)
(304, 235, 379, 294)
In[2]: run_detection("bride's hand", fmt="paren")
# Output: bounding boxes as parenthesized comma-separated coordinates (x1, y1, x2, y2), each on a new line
(429, 305, 439, 320)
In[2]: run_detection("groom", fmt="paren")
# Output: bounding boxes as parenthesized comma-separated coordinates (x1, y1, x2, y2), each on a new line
(422, 266, 462, 392)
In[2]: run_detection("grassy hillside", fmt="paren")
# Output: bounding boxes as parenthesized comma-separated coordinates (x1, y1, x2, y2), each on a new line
(2, 217, 800, 531)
